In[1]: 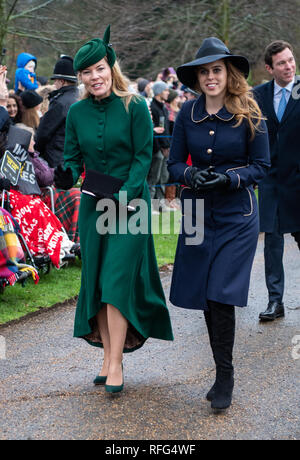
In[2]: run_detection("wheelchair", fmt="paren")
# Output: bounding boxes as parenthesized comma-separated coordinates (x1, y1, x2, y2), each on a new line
(0, 203, 39, 293)
(1, 188, 80, 277)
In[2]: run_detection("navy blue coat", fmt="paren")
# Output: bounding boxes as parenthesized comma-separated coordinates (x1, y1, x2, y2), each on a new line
(0, 106, 9, 132)
(167, 95, 270, 310)
(253, 79, 300, 233)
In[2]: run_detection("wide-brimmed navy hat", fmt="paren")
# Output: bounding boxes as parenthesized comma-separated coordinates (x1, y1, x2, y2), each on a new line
(177, 37, 249, 89)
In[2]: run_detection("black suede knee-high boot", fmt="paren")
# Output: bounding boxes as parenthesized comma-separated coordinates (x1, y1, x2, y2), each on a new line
(204, 309, 217, 401)
(209, 300, 235, 411)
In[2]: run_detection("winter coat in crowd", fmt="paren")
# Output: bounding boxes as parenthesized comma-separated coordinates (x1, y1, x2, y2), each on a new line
(14, 53, 38, 93)
(150, 97, 171, 154)
(35, 85, 79, 167)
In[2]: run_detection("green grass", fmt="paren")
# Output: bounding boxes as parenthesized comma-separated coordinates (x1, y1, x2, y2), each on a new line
(0, 259, 82, 324)
(152, 210, 180, 266)
(0, 212, 181, 324)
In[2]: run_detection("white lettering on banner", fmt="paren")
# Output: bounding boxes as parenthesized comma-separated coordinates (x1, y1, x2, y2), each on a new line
(21, 171, 36, 185)
(14, 205, 32, 223)
(44, 222, 55, 241)
(37, 228, 44, 245)
(47, 232, 61, 256)
(22, 218, 38, 238)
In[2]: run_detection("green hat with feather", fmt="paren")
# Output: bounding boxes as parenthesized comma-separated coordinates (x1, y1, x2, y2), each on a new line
(73, 25, 116, 72)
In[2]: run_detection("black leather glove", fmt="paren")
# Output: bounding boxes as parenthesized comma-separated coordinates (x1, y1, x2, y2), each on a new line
(196, 172, 230, 191)
(54, 165, 74, 190)
(0, 177, 11, 191)
(189, 167, 216, 190)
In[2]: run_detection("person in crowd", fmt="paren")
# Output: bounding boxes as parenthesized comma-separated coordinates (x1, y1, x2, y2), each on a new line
(14, 52, 38, 94)
(35, 56, 79, 168)
(168, 37, 270, 411)
(17, 90, 43, 132)
(154, 71, 164, 82)
(17, 124, 81, 245)
(54, 26, 173, 393)
(253, 41, 300, 321)
(7, 94, 22, 124)
(36, 76, 49, 87)
(0, 127, 77, 268)
(164, 89, 181, 209)
(162, 67, 178, 89)
(137, 78, 151, 97)
(148, 81, 175, 212)
(0, 65, 10, 132)
(165, 89, 181, 134)
(181, 84, 199, 101)
(36, 84, 56, 116)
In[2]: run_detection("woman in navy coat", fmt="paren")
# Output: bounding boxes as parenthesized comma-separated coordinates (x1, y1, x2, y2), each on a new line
(168, 38, 270, 411)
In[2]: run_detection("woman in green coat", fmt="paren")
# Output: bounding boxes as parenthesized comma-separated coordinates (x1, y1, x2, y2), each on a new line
(54, 27, 173, 394)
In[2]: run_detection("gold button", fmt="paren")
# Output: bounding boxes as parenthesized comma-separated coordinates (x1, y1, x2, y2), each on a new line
(209, 130, 215, 136)
(207, 148, 213, 154)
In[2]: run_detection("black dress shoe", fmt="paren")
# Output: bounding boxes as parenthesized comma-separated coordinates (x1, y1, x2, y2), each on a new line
(259, 301, 285, 321)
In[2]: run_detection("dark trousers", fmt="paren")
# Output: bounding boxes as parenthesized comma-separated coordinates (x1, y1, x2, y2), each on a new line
(264, 215, 300, 303)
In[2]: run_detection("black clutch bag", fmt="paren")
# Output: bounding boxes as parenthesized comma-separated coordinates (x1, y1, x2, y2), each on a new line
(81, 169, 124, 199)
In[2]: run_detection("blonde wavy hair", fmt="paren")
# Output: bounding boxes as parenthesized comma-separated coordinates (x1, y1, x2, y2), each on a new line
(80, 58, 139, 111)
(224, 61, 264, 139)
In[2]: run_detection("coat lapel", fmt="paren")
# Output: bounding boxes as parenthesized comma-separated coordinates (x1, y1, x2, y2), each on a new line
(263, 80, 279, 126)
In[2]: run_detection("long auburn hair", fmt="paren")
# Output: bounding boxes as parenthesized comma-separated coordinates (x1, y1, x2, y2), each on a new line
(224, 60, 264, 139)
(21, 107, 40, 131)
(80, 57, 139, 111)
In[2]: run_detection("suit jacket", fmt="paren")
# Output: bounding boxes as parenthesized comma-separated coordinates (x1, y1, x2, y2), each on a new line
(253, 78, 300, 233)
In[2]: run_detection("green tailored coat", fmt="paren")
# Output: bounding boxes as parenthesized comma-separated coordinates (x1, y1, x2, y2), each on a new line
(64, 92, 174, 351)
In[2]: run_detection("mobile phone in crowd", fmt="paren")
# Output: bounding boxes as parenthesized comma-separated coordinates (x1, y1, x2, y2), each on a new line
(159, 116, 165, 128)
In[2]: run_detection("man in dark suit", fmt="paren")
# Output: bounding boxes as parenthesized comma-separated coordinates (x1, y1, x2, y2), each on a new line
(253, 41, 300, 321)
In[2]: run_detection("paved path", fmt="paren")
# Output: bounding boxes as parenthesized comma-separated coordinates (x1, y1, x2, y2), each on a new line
(0, 235, 299, 440)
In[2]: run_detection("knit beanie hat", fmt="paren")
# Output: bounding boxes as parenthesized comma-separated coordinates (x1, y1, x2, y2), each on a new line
(137, 78, 150, 93)
(152, 81, 168, 96)
(73, 25, 116, 72)
(20, 90, 43, 109)
(51, 56, 77, 82)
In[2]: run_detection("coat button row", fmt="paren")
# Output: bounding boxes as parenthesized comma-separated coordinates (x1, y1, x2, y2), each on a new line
(209, 130, 215, 136)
